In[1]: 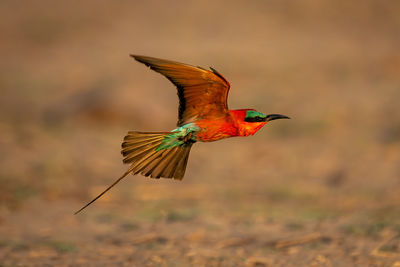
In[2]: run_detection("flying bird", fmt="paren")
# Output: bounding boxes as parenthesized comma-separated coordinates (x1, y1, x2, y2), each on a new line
(75, 55, 290, 214)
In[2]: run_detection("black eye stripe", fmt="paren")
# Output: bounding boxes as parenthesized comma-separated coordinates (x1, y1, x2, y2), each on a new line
(244, 116, 265, 122)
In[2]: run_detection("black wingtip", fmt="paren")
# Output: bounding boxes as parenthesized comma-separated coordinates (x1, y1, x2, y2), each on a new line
(130, 55, 153, 68)
(130, 54, 147, 61)
(130, 54, 141, 61)
(209, 66, 230, 87)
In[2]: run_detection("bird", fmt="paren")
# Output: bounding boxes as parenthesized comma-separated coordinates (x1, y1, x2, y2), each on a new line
(74, 55, 290, 214)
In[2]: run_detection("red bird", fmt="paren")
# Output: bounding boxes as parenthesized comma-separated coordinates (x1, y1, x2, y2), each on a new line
(75, 55, 289, 214)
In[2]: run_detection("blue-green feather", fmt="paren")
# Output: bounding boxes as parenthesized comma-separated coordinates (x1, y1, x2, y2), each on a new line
(156, 123, 200, 151)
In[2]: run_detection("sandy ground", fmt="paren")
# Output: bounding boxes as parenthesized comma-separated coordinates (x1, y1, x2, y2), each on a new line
(1, 1, 400, 266)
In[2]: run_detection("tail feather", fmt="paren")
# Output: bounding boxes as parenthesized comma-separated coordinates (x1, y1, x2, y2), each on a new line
(121, 138, 164, 155)
(122, 143, 159, 164)
(122, 132, 167, 145)
(122, 132, 167, 163)
(151, 147, 179, 178)
(131, 149, 162, 174)
(74, 131, 194, 214)
(141, 153, 165, 177)
(161, 147, 182, 178)
(74, 166, 134, 215)
(174, 146, 191, 178)
(122, 131, 193, 180)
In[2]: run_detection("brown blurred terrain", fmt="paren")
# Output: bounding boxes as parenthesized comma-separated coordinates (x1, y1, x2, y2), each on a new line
(1, 1, 400, 266)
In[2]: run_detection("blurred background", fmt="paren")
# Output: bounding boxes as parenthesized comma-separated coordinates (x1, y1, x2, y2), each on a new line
(1, 0, 400, 266)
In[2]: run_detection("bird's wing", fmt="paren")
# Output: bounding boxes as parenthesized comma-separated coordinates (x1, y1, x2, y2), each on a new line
(131, 55, 231, 126)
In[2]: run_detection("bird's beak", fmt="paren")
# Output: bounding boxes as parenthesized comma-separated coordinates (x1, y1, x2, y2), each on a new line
(265, 114, 290, 122)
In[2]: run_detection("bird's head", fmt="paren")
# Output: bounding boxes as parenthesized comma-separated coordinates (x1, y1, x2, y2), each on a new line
(231, 109, 290, 136)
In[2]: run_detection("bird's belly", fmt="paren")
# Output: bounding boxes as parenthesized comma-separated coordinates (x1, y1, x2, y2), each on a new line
(194, 120, 238, 142)
(196, 131, 232, 142)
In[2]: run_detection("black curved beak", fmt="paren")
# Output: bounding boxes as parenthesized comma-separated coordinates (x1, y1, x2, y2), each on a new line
(265, 114, 290, 122)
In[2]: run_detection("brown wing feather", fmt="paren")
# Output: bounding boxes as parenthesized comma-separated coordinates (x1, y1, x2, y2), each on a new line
(131, 55, 231, 126)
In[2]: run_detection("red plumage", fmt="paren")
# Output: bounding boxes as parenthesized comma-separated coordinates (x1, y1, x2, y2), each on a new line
(195, 109, 267, 142)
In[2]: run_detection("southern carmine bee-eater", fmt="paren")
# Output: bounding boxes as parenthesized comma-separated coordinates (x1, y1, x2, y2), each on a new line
(75, 55, 290, 214)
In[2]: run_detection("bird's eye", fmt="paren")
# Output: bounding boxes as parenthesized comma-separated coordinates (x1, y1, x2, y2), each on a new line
(244, 116, 265, 122)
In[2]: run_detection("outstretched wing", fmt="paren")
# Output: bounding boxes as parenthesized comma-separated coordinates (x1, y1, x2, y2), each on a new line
(131, 55, 231, 126)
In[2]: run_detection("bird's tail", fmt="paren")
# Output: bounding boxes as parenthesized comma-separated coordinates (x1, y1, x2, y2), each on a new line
(74, 131, 193, 214)
(121, 131, 193, 180)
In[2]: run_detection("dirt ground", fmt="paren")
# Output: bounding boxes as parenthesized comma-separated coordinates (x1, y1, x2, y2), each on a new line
(1, 1, 400, 266)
